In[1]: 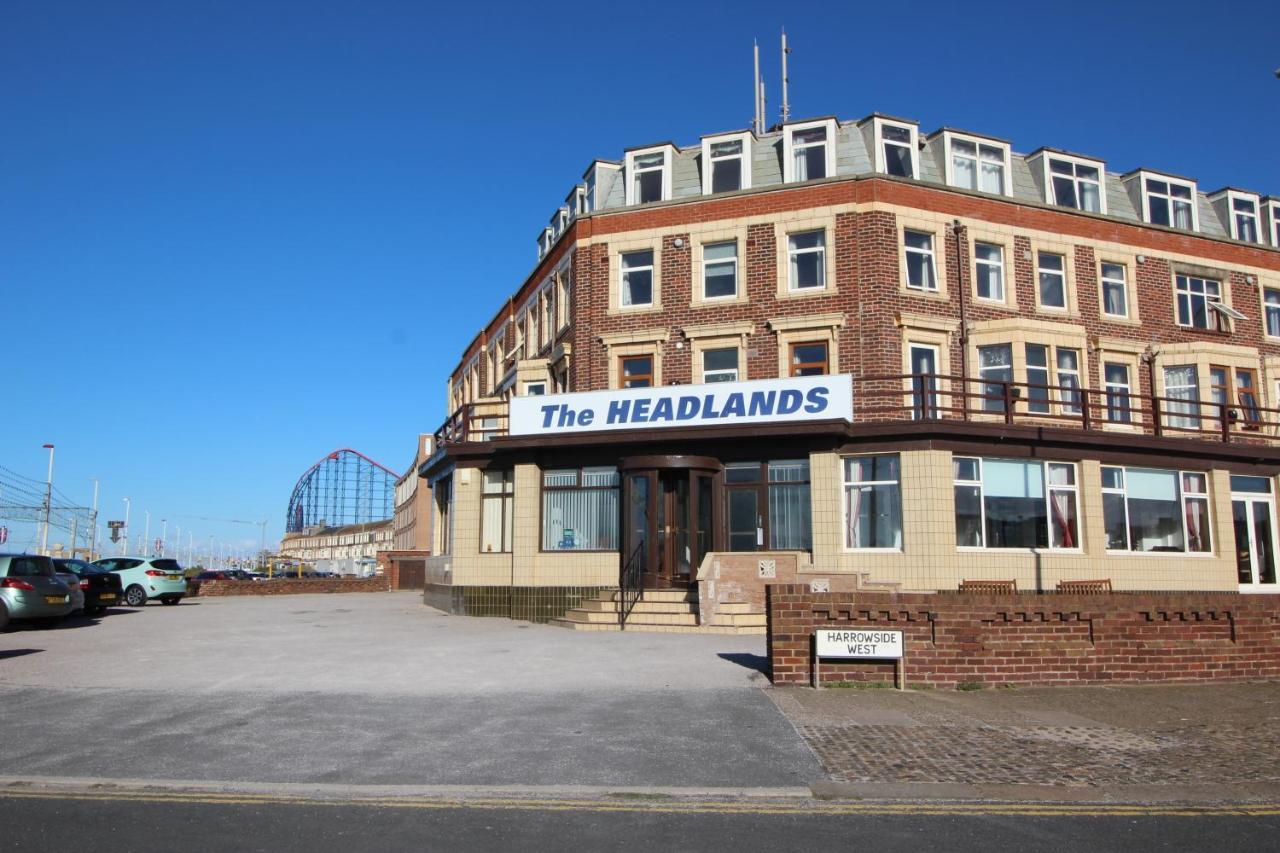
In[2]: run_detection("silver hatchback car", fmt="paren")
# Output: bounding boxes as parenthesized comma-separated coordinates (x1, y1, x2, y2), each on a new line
(0, 553, 75, 630)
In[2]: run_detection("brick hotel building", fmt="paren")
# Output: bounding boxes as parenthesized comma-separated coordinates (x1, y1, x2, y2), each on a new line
(419, 109, 1280, 625)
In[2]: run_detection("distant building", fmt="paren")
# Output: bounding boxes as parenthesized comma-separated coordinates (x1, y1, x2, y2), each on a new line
(279, 519, 393, 575)
(380, 434, 434, 589)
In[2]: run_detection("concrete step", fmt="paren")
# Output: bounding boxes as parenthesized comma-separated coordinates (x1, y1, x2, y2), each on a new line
(603, 589, 696, 604)
(550, 619, 765, 635)
(562, 609, 701, 626)
(579, 599, 698, 615)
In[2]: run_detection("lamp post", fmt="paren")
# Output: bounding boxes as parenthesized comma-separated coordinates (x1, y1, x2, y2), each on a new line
(143, 510, 150, 557)
(40, 444, 55, 556)
(160, 519, 167, 557)
(89, 478, 99, 560)
(121, 497, 130, 555)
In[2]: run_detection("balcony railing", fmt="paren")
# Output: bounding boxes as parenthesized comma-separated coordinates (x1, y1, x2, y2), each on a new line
(433, 374, 1280, 448)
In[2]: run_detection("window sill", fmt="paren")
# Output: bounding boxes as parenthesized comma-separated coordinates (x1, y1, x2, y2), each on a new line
(1103, 550, 1215, 558)
(902, 286, 947, 301)
(610, 304, 663, 316)
(843, 548, 904, 555)
(956, 547, 1084, 554)
(778, 286, 834, 300)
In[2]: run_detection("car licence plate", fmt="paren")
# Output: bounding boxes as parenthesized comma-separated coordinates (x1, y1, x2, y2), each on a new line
(167, 575, 181, 580)
(45, 595, 67, 604)
(99, 593, 116, 601)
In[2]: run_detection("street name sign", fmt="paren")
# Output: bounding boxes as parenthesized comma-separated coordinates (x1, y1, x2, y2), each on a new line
(815, 629, 903, 659)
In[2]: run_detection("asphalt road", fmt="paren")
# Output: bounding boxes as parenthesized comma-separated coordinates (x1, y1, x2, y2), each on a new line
(2, 792, 1277, 852)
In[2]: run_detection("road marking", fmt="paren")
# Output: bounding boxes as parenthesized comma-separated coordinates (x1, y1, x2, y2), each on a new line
(1, 789, 1277, 818)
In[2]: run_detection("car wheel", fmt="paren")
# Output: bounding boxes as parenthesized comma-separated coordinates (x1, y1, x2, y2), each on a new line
(125, 585, 148, 607)
(161, 597, 180, 606)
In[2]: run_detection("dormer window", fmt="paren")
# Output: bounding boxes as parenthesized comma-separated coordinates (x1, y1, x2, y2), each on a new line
(943, 132, 1010, 195)
(1041, 153, 1105, 213)
(783, 120, 836, 182)
(1230, 192, 1261, 243)
(702, 132, 752, 194)
(1142, 175, 1198, 230)
(566, 186, 587, 217)
(625, 147, 673, 205)
(874, 119, 919, 178)
(1269, 201, 1280, 248)
(536, 227, 553, 260)
(550, 207, 569, 238)
(584, 172, 597, 213)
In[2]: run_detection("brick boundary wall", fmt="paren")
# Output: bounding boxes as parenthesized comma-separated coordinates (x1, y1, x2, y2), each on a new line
(191, 578, 390, 597)
(766, 584, 1280, 689)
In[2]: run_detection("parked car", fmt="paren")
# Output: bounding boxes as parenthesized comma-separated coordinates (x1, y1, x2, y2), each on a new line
(53, 567, 86, 614)
(54, 558, 123, 615)
(0, 553, 74, 630)
(92, 557, 188, 607)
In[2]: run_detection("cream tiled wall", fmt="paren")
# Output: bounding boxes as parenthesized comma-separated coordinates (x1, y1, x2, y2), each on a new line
(815, 449, 1240, 593)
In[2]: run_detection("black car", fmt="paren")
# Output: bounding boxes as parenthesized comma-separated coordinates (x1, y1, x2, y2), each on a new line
(54, 558, 124, 616)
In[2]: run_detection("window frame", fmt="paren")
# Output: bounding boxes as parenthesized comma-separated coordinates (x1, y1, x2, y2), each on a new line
(903, 229, 939, 293)
(1104, 361, 1134, 424)
(623, 146, 674, 206)
(1100, 260, 1130, 319)
(872, 117, 920, 179)
(782, 119, 837, 183)
(701, 131, 752, 194)
(941, 131, 1011, 196)
(1269, 200, 1280, 248)
(701, 346, 739, 383)
(1264, 288, 1280, 339)
(1137, 171, 1200, 231)
(701, 240, 739, 301)
(724, 459, 813, 553)
(786, 229, 827, 292)
(973, 241, 1006, 302)
(842, 454, 904, 552)
(1039, 151, 1107, 214)
(540, 467, 621, 553)
(619, 249, 655, 309)
(1036, 250, 1068, 311)
(952, 456, 1081, 551)
(1225, 189, 1262, 243)
(1100, 466, 1213, 555)
(619, 354, 654, 388)
(479, 469, 515, 554)
(1174, 273, 1225, 330)
(788, 340, 829, 376)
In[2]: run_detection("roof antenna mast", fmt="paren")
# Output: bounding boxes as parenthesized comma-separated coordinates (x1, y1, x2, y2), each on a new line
(780, 28, 791, 125)
(752, 40, 763, 135)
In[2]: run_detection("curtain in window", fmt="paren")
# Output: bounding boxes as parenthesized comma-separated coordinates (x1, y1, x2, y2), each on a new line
(1104, 282, 1125, 316)
(1163, 365, 1200, 430)
(768, 461, 811, 550)
(845, 486, 863, 548)
(542, 488, 618, 550)
(1173, 202, 1193, 231)
(1185, 499, 1203, 551)
(1050, 490, 1076, 548)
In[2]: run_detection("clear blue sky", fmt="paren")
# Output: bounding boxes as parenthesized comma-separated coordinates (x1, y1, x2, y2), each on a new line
(2, 0, 1277, 557)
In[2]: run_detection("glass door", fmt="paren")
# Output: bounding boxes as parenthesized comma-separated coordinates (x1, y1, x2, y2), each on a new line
(624, 473, 653, 585)
(1232, 475, 1279, 592)
(909, 344, 940, 419)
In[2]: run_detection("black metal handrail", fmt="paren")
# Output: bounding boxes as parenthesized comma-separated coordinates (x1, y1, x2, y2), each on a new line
(618, 540, 645, 630)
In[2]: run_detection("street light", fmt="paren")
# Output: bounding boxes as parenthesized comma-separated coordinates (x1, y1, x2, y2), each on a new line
(122, 497, 131, 555)
(160, 519, 167, 557)
(89, 479, 99, 560)
(143, 510, 150, 557)
(40, 444, 54, 556)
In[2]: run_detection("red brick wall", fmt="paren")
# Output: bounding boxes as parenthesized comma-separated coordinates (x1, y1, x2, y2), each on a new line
(192, 578, 390, 597)
(450, 175, 1280, 393)
(767, 584, 1280, 688)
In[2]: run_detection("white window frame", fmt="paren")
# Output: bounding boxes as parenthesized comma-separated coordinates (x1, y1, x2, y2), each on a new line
(1103, 362, 1132, 423)
(1100, 261, 1129, 318)
(1039, 152, 1107, 214)
(619, 250, 655, 308)
(782, 119, 837, 183)
(953, 457, 1081, 551)
(1174, 274, 1224, 330)
(550, 206, 569, 238)
(701, 347, 739, 383)
(1226, 189, 1263, 243)
(1036, 251, 1068, 310)
(786, 230, 826, 292)
(522, 381, 547, 396)
(942, 131, 1011, 196)
(873, 117, 920, 179)
(624, 146, 673, 206)
(1265, 288, 1280, 339)
(1137, 171, 1199, 231)
(701, 131, 752, 194)
(974, 242, 1005, 302)
(842, 454, 903, 552)
(566, 185, 587, 217)
(1101, 466, 1213, 555)
(536, 226, 553, 260)
(1269, 200, 1280, 248)
(904, 229, 938, 292)
(701, 240, 738, 301)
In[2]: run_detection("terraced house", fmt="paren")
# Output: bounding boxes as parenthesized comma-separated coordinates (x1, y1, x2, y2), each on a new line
(419, 108, 1280, 630)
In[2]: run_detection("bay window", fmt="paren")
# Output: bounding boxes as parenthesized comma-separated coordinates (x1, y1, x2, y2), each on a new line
(843, 455, 902, 550)
(953, 457, 1079, 550)
(1101, 466, 1211, 553)
(978, 344, 1012, 413)
(480, 470, 514, 553)
(542, 467, 620, 551)
(1104, 363, 1133, 423)
(1163, 365, 1201, 431)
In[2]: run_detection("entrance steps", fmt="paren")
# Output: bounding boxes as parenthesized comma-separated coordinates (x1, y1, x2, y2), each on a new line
(550, 589, 766, 635)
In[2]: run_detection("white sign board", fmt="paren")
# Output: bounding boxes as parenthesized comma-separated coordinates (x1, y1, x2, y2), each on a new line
(815, 629, 904, 659)
(509, 374, 853, 436)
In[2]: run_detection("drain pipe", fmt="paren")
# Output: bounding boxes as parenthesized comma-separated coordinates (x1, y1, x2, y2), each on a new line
(951, 219, 970, 419)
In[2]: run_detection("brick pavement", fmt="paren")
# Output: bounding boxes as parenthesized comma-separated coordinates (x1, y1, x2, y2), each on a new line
(768, 681, 1280, 787)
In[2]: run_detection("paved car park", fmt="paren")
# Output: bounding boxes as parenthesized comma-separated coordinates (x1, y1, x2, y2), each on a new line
(0, 592, 818, 788)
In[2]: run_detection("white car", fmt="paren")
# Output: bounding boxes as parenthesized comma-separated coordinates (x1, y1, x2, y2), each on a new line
(92, 557, 188, 607)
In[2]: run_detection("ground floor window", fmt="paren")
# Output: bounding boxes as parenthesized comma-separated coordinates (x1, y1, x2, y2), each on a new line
(434, 474, 453, 556)
(542, 467, 619, 550)
(953, 457, 1079, 549)
(843, 455, 902, 549)
(1101, 466, 1211, 553)
(481, 470, 514, 553)
(725, 460, 812, 552)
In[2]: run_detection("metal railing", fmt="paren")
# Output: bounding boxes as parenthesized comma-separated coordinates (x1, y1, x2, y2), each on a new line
(433, 374, 1280, 448)
(618, 540, 645, 630)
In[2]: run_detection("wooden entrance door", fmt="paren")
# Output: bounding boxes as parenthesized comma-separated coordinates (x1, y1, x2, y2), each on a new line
(622, 467, 718, 589)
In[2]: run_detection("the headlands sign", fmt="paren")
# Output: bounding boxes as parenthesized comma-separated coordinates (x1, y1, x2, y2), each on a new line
(509, 375, 854, 436)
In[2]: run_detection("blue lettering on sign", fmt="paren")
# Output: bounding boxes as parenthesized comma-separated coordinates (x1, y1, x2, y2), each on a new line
(804, 387, 829, 413)
(608, 399, 630, 424)
(651, 397, 674, 421)
(633, 398, 652, 421)
(747, 391, 776, 417)
(677, 396, 700, 420)
(700, 394, 719, 419)
(540, 405, 559, 429)
(579, 409, 595, 426)
(777, 389, 803, 415)
(720, 392, 745, 418)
